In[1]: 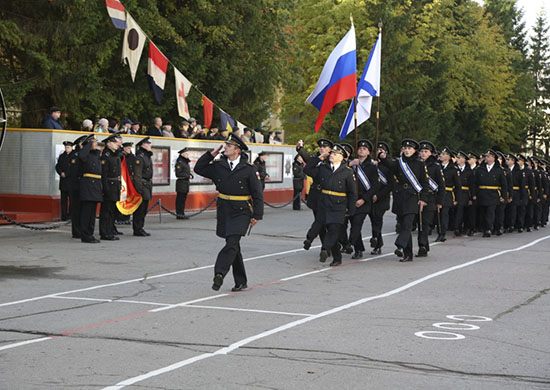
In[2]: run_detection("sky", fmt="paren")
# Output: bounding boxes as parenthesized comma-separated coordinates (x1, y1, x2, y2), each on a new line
(473, 0, 549, 38)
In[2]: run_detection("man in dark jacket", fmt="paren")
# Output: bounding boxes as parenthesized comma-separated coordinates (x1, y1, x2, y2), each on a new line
(454, 151, 474, 236)
(292, 155, 305, 210)
(472, 149, 508, 237)
(417, 141, 445, 257)
(253, 151, 269, 189)
(130, 137, 154, 236)
(348, 139, 379, 259)
(175, 147, 192, 219)
(437, 147, 461, 242)
(304, 144, 356, 266)
(380, 138, 429, 262)
(55, 141, 74, 220)
(43, 106, 64, 129)
(505, 154, 527, 232)
(147, 117, 163, 137)
(68, 136, 87, 238)
(78, 135, 103, 243)
(194, 133, 263, 292)
(99, 134, 122, 240)
(297, 138, 333, 250)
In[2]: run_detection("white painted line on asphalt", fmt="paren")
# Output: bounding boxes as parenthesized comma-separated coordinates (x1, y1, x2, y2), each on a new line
(185, 305, 313, 317)
(101, 234, 550, 390)
(414, 331, 465, 340)
(0, 337, 53, 352)
(51, 296, 113, 303)
(149, 294, 229, 313)
(0, 233, 396, 308)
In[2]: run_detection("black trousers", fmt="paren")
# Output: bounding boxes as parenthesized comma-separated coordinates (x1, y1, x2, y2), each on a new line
(440, 205, 452, 236)
(322, 223, 342, 261)
(395, 213, 415, 257)
(369, 203, 386, 249)
(454, 204, 466, 233)
(465, 204, 476, 232)
(350, 212, 368, 252)
(505, 203, 518, 229)
(480, 204, 497, 232)
(542, 200, 549, 225)
(176, 191, 188, 216)
(534, 201, 542, 226)
(306, 209, 326, 243)
(516, 204, 526, 229)
(80, 201, 98, 241)
(339, 217, 351, 247)
(525, 201, 535, 228)
(70, 190, 81, 238)
(293, 188, 302, 210)
(496, 203, 506, 230)
(99, 200, 117, 238)
(418, 209, 435, 251)
(60, 190, 70, 220)
(133, 199, 149, 233)
(215, 234, 247, 285)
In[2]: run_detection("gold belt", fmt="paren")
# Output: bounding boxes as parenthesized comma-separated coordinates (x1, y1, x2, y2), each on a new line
(218, 193, 251, 201)
(83, 173, 101, 179)
(479, 186, 500, 190)
(513, 186, 520, 190)
(322, 189, 346, 197)
(445, 186, 454, 191)
(462, 186, 470, 190)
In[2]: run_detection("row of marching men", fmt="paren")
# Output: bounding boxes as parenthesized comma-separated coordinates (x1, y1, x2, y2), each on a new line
(296, 138, 550, 264)
(55, 134, 155, 243)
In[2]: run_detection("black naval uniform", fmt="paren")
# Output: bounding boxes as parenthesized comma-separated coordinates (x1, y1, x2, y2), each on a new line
(472, 162, 508, 236)
(253, 156, 268, 190)
(418, 155, 445, 255)
(349, 156, 379, 258)
(78, 141, 103, 243)
(175, 155, 191, 218)
(131, 146, 153, 235)
(194, 152, 263, 288)
(524, 163, 537, 231)
(381, 152, 429, 260)
(292, 157, 305, 210)
(454, 163, 474, 235)
(99, 147, 122, 240)
(68, 148, 81, 238)
(506, 163, 527, 232)
(55, 150, 72, 220)
(495, 161, 510, 234)
(369, 162, 393, 254)
(439, 162, 461, 240)
(304, 154, 356, 265)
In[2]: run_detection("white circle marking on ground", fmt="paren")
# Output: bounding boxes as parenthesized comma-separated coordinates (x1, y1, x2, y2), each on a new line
(414, 331, 466, 340)
(433, 322, 480, 330)
(446, 314, 493, 322)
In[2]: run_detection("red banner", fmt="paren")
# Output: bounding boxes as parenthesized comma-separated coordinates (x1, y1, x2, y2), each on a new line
(202, 95, 213, 129)
(116, 157, 142, 215)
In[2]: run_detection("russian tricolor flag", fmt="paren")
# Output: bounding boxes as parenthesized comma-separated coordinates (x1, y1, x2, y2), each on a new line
(147, 42, 169, 104)
(105, 0, 127, 30)
(306, 25, 356, 132)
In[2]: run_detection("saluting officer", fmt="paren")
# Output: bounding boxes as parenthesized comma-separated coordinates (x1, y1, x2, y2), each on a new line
(55, 141, 74, 221)
(303, 144, 356, 266)
(348, 139, 379, 259)
(454, 151, 474, 236)
(437, 147, 461, 242)
(379, 138, 429, 262)
(131, 137, 154, 236)
(194, 133, 263, 292)
(369, 141, 394, 255)
(417, 141, 445, 257)
(297, 138, 333, 251)
(99, 134, 122, 241)
(68, 135, 87, 239)
(471, 149, 508, 237)
(175, 147, 192, 219)
(79, 135, 103, 243)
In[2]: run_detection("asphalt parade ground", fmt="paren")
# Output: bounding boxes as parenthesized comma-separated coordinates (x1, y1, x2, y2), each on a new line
(1, 206, 549, 390)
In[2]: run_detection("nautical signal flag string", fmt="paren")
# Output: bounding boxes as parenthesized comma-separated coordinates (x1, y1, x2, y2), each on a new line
(106, 0, 251, 130)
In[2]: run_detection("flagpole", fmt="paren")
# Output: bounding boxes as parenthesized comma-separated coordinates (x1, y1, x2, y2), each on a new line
(374, 22, 382, 160)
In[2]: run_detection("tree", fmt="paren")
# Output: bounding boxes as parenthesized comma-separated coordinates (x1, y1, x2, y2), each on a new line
(0, 0, 292, 129)
(528, 11, 550, 157)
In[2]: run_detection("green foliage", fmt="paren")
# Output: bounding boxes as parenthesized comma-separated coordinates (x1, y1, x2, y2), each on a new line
(281, 0, 535, 153)
(0, 0, 292, 129)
